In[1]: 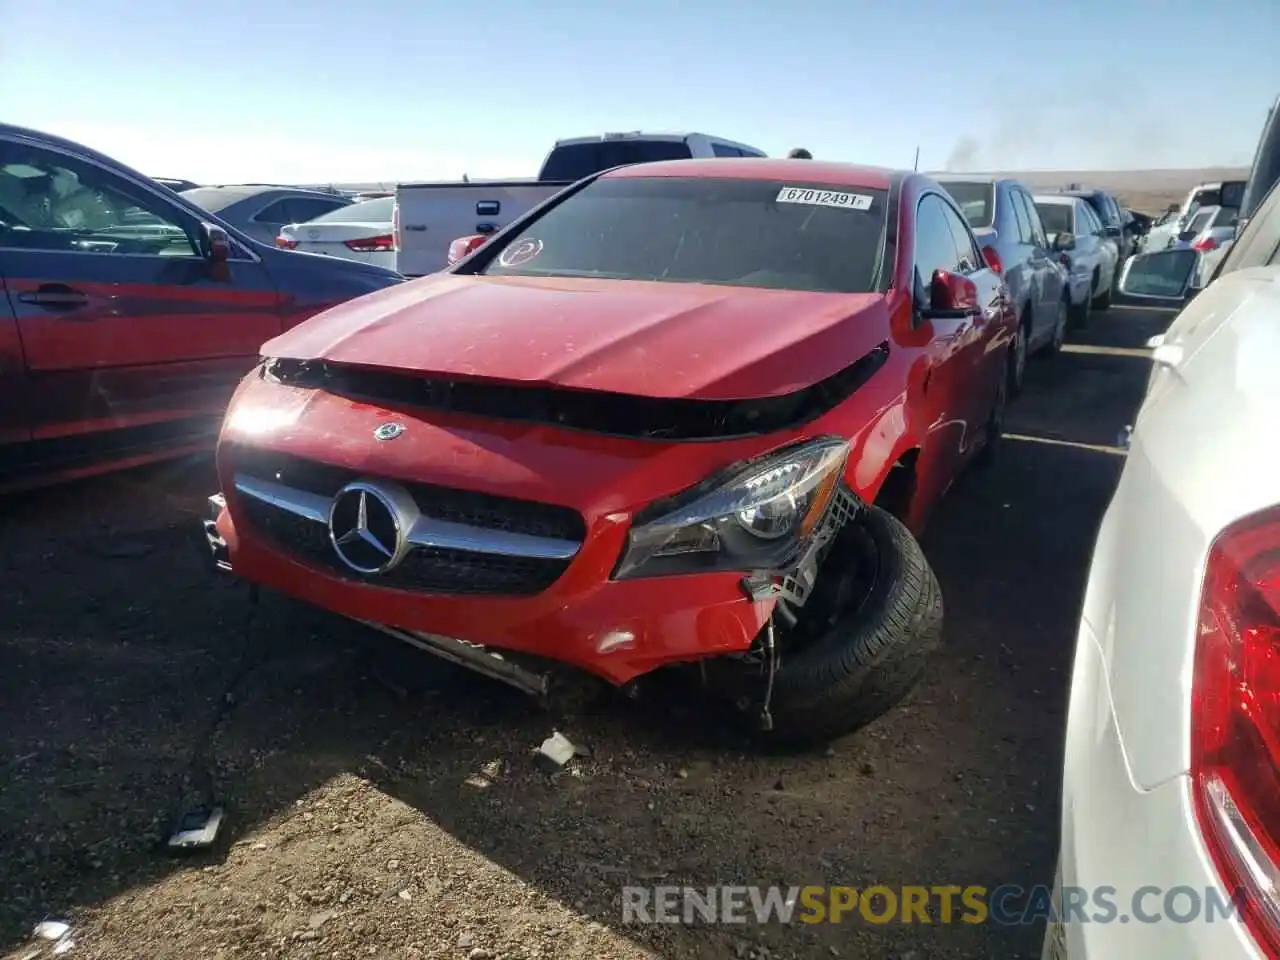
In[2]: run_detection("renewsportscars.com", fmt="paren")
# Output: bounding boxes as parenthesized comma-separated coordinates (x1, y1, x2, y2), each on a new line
(620, 884, 1245, 926)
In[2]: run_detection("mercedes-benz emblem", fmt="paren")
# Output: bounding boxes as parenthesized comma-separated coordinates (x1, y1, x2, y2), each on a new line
(328, 482, 409, 574)
(307, 228, 319, 239)
(373, 422, 405, 441)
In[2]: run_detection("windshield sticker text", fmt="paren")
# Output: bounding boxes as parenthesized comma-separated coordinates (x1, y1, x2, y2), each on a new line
(775, 187, 873, 211)
(499, 237, 544, 267)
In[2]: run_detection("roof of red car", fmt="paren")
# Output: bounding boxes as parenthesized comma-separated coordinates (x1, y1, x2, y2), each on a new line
(603, 158, 897, 190)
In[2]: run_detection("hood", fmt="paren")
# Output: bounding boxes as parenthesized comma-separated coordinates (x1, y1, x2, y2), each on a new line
(261, 273, 891, 401)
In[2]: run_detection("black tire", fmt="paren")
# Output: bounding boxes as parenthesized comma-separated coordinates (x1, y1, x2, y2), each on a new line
(1091, 271, 1112, 311)
(1008, 314, 1029, 398)
(976, 352, 1008, 468)
(1043, 294, 1068, 357)
(764, 505, 943, 746)
(1067, 288, 1090, 329)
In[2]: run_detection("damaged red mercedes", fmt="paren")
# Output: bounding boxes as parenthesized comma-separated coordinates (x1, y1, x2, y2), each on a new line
(204, 158, 1016, 744)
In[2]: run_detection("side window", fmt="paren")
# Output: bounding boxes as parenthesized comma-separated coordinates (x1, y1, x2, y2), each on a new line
(939, 198, 982, 273)
(1008, 188, 1032, 243)
(711, 144, 743, 158)
(914, 194, 965, 295)
(1017, 192, 1048, 248)
(1079, 204, 1101, 235)
(0, 141, 198, 256)
(1221, 180, 1280, 275)
(251, 199, 290, 224)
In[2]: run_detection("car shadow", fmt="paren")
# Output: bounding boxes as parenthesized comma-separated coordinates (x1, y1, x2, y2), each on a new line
(0, 306, 1173, 959)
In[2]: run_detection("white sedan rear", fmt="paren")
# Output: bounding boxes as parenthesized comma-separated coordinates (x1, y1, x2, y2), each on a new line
(1046, 228, 1280, 958)
(276, 196, 395, 269)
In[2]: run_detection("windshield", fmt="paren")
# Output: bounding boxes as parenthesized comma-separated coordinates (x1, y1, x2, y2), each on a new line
(938, 181, 994, 228)
(480, 176, 889, 294)
(1034, 202, 1073, 236)
(308, 196, 394, 224)
(538, 141, 693, 182)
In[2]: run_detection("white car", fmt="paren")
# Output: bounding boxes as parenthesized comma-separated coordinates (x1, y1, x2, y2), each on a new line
(1044, 176, 1280, 958)
(1033, 194, 1120, 326)
(277, 196, 396, 269)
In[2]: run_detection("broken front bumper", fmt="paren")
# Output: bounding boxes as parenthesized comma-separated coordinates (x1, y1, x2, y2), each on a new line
(203, 491, 774, 688)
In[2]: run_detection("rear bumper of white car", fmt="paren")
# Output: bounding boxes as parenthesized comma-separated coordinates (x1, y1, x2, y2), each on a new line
(1048, 618, 1262, 959)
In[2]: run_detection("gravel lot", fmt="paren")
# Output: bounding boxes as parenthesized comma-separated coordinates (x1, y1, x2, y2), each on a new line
(0, 302, 1171, 960)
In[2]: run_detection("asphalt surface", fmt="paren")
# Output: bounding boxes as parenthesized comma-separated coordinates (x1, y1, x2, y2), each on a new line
(0, 301, 1171, 960)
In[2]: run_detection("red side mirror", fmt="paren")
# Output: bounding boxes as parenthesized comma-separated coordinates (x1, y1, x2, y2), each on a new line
(929, 270, 979, 314)
(447, 234, 489, 266)
(981, 245, 1002, 274)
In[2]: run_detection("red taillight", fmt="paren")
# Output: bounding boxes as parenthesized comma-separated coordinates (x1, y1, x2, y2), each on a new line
(981, 245, 1003, 275)
(1058, 253, 1071, 268)
(1193, 236, 1220, 252)
(275, 235, 298, 250)
(344, 234, 394, 253)
(1192, 505, 1280, 957)
(391, 203, 401, 252)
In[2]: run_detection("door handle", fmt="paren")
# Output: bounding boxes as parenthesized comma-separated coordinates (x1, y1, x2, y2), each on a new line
(17, 284, 89, 311)
(403, 224, 427, 232)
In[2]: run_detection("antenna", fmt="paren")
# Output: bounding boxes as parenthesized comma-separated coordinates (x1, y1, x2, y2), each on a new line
(913, 146, 920, 172)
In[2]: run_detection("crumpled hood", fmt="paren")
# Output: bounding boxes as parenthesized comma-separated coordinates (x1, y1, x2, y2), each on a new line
(261, 273, 890, 401)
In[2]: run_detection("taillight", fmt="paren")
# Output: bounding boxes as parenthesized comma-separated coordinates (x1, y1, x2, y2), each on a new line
(981, 245, 1003, 275)
(1193, 236, 1220, 252)
(344, 234, 394, 253)
(1058, 253, 1071, 268)
(275, 235, 298, 250)
(1192, 505, 1280, 957)
(391, 203, 401, 252)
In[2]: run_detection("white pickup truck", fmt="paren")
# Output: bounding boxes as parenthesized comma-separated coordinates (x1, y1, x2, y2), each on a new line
(391, 131, 766, 276)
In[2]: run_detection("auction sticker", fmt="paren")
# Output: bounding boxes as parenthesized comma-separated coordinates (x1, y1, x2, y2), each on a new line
(775, 186, 873, 210)
(499, 237, 543, 267)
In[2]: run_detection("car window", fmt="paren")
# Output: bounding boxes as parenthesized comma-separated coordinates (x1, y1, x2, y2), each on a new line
(280, 197, 348, 224)
(1078, 204, 1101, 235)
(251, 198, 289, 224)
(1034, 202, 1073, 237)
(1017, 192, 1048, 247)
(1008, 189, 1033, 243)
(914, 194, 966, 294)
(480, 175, 890, 294)
(1185, 209, 1215, 235)
(712, 144, 743, 158)
(0, 141, 198, 256)
(937, 181, 994, 229)
(538, 141, 694, 182)
(938, 197, 982, 273)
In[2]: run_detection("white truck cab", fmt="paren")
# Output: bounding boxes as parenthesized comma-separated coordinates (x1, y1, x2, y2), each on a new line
(392, 131, 767, 276)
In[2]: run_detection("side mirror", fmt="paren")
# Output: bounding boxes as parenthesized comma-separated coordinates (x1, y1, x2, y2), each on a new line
(1104, 225, 1122, 239)
(1118, 249, 1201, 303)
(202, 222, 231, 263)
(447, 234, 489, 266)
(1052, 232, 1076, 253)
(923, 269, 979, 318)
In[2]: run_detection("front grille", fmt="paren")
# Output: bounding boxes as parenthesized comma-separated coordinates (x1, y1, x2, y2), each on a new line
(232, 447, 583, 596)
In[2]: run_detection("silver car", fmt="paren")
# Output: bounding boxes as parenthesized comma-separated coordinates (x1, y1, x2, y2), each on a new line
(935, 175, 1071, 393)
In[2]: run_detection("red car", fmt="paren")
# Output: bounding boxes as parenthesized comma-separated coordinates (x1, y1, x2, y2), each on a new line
(205, 159, 1016, 744)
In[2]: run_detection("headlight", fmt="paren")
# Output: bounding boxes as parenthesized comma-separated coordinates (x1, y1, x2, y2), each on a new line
(613, 437, 851, 580)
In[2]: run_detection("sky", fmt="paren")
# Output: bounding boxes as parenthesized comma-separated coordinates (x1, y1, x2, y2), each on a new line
(1, 0, 1276, 185)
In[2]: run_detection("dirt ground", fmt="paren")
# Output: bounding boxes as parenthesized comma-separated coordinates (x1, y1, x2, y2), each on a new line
(0, 303, 1173, 960)
(996, 166, 1250, 214)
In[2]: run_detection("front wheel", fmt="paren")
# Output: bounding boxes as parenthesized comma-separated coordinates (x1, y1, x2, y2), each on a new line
(1044, 296, 1068, 357)
(763, 505, 944, 746)
(1008, 319, 1028, 397)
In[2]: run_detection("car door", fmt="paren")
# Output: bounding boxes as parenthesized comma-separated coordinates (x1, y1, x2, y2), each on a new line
(1001, 184, 1035, 321)
(1070, 202, 1102, 282)
(1015, 190, 1061, 346)
(938, 195, 1007, 437)
(0, 136, 283, 452)
(0, 273, 26, 448)
(910, 192, 984, 509)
